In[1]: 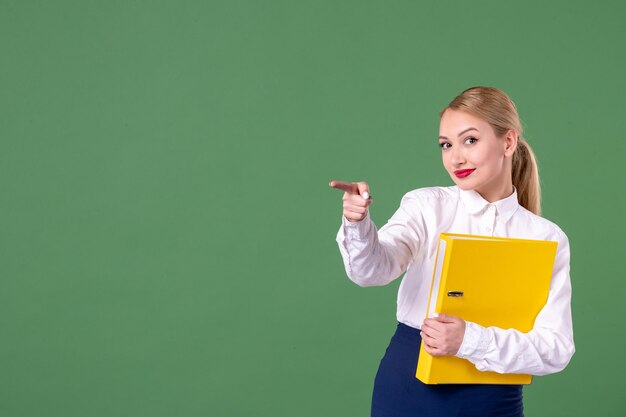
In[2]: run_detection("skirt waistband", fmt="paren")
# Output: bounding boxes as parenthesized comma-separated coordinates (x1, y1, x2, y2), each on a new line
(393, 321, 422, 344)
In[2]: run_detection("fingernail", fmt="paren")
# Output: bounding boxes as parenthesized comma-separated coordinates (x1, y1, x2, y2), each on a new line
(362, 192, 369, 200)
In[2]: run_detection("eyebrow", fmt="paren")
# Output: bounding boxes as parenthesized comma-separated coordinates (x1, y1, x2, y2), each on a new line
(438, 127, 479, 140)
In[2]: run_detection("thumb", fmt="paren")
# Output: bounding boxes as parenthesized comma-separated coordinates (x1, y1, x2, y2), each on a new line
(356, 182, 371, 200)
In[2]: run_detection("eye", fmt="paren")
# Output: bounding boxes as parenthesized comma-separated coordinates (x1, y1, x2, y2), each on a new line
(465, 136, 478, 145)
(439, 142, 451, 150)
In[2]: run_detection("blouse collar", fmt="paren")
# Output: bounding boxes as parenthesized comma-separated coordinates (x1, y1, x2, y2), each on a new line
(458, 186, 520, 224)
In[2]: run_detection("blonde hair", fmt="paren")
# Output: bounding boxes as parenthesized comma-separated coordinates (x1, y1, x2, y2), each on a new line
(440, 86, 541, 215)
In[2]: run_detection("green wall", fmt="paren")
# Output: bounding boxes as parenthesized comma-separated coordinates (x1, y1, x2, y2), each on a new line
(2, 1, 625, 416)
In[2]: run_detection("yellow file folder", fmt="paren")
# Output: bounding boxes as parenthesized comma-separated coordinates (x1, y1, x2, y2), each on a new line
(415, 232, 558, 384)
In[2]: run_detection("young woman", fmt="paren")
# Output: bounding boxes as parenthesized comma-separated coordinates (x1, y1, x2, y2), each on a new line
(329, 86, 575, 417)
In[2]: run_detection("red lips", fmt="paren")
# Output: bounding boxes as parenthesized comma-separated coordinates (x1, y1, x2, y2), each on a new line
(454, 169, 476, 178)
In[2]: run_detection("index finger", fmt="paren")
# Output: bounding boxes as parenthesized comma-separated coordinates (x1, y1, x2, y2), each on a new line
(434, 314, 460, 323)
(328, 180, 359, 194)
(423, 318, 445, 333)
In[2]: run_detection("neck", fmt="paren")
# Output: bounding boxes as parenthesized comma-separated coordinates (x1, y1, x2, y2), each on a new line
(475, 182, 514, 203)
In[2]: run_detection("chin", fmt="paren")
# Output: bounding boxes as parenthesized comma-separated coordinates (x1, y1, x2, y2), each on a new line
(450, 178, 476, 191)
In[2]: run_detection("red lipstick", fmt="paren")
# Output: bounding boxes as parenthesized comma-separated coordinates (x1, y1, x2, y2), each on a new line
(454, 169, 475, 178)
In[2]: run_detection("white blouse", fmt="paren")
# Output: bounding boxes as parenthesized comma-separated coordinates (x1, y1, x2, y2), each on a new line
(336, 185, 575, 376)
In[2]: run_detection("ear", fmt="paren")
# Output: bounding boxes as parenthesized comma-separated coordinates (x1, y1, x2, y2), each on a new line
(503, 129, 518, 157)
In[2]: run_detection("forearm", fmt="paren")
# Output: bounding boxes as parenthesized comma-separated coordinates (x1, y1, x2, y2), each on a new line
(336, 213, 405, 286)
(335, 191, 424, 287)
(456, 321, 575, 376)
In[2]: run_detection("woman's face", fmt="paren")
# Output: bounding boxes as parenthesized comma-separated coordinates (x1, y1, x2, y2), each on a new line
(438, 109, 517, 202)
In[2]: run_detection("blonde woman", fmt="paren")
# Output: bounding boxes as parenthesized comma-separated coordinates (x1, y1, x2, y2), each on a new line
(330, 86, 575, 417)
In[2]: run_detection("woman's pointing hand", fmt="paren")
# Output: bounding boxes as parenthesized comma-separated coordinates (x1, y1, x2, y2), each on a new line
(329, 180, 373, 223)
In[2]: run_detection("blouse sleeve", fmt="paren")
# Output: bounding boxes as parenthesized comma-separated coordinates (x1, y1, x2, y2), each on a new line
(335, 192, 425, 287)
(454, 229, 575, 376)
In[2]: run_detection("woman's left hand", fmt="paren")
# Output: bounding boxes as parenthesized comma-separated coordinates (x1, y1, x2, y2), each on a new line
(421, 314, 466, 356)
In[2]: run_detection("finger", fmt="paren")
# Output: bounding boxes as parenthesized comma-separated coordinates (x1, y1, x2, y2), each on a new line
(329, 180, 359, 194)
(356, 182, 371, 200)
(344, 195, 370, 208)
(423, 343, 442, 356)
(421, 327, 440, 343)
(343, 205, 367, 215)
(434, 314, 459, 323)
(344, 210, 367, 222)
(420, 331, 435, 346)
(343, 193, 374, 208)
(423, 319, 445, 335)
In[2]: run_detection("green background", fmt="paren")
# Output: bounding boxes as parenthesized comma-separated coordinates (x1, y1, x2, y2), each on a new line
(2, 1, 625, 416)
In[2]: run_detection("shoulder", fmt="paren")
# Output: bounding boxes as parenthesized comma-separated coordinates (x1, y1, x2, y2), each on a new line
(387, 186, 457, 236)
(514, 205, 569, 243)
(401, 185, 459, 206)
(396, 186, 459, 224)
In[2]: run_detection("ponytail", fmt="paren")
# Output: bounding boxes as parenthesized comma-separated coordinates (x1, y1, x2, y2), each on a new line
(512, 137, 541, 215)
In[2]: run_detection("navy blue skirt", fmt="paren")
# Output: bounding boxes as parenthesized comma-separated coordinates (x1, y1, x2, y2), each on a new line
(372, 322, 523, 417)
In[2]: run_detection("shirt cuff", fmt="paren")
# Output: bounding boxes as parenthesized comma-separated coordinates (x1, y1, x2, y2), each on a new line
(341, 211, 372, 240)
(455, 321, 491, 360)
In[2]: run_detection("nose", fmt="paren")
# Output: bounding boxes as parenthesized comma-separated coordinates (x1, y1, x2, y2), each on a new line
(450, 146, 466, 166)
